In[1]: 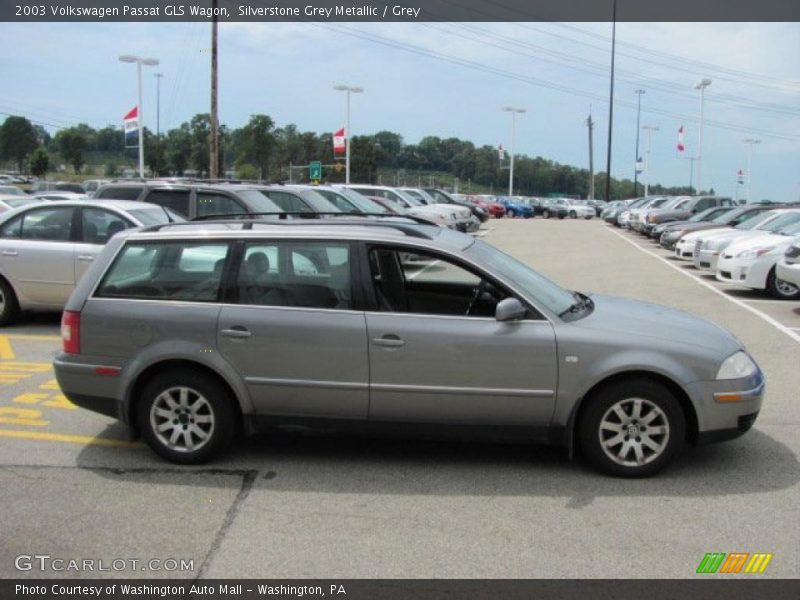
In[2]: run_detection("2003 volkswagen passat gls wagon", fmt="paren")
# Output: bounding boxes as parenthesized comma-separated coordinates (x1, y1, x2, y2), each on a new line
(53, 218, 765, 477)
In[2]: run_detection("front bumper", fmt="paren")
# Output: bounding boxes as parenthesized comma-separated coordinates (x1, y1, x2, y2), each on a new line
(673, 240, 695, 260)
(715, 255, 772, 290)
(688, 369, 765, 445)
(694, 249, 720, 272)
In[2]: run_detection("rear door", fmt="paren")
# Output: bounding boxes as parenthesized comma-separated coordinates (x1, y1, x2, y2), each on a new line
(0, 205, 77, 307)
(216, 240, 369, 419)
(73, 206, 135, 283)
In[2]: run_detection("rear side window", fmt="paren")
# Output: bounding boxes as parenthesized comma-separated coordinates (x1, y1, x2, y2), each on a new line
(97, 186, 142, 200)
(196, 193, 247, 217)
(95, 242, 231, 302)
(0, 207, 74, 241)
(260, 191, 312, 213)
(236, 241, 352, 309)
(143, 190, 191, 216)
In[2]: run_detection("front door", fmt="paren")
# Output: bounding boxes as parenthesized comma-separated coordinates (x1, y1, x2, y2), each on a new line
(365, 246, 558, 426)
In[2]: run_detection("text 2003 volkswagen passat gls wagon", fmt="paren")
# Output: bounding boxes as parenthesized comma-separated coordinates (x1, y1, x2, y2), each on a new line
(54, 219, 765, 477)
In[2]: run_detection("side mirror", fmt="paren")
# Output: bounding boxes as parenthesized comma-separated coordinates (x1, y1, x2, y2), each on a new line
(495, 297, 526, 322)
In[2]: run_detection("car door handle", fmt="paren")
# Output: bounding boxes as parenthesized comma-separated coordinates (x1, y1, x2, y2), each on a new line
(220, 327, 252, 339)
(1, 250, 18, 257)
(372, 335, 405, 348)
(76, 255, 94, 262)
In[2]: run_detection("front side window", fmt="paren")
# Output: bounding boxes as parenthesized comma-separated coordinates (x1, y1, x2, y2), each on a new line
(81, 208, 132, 244)
(237, 241, 352, 309)
(368, 247, 515, 318)
(96, 242, 231, 302)
(97, 186, 142, 200)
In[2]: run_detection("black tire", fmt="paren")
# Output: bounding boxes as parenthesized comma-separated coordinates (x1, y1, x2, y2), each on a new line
(578, 378, 686, 478)
(542, 209, 550, 219)
(507, 209, 515, 218)
(569, 211, 577, 219)
(558, 214, 565, 219)
(0, 277, 20, 326)
(137, 368, 237, 464)
(524, 213, 532, 219)
(766, 267, 800, 300)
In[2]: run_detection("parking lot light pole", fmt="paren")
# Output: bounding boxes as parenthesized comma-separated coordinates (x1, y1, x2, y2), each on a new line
(119, 54, 159, 179)
(641, 125, 659, 197)
(502, 106, 526, 196)
(694, 78, 712, 194)
(633, 89, 645, 195)
(743, 138, 761, 203)
(334, 84, 363, 185)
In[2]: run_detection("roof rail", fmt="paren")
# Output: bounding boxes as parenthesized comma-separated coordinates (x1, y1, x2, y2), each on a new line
(139, 212, 437, 239)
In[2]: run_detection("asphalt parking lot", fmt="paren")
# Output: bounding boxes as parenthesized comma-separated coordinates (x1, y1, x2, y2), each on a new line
(0, 218, 798, 579)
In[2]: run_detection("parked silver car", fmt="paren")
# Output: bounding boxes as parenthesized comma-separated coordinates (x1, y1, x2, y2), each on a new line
(54, 218, 764, 477)
(0, 199, 182, 324)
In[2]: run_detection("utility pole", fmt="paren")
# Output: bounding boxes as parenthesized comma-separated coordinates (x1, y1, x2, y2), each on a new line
(633, 89, 645, 196)
(154, 73, 163, 138)
(743, 138, 761, 202)
(209, 0, 220, 179)
(694, 78, 712, 194)
(604, 0, 617, 202)
(586, 107, 595, 200)
(641, 125, 659, 197)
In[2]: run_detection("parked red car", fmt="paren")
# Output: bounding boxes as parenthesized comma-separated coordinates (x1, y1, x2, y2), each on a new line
(467, 195, 506, 218)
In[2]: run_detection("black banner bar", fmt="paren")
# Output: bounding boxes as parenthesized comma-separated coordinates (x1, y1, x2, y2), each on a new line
(2, 579, 800, 600)
(3, 0, 800, 23)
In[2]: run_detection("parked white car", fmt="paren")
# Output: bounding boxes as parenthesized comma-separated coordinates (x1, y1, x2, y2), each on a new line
(345, 185, 459, 230)
(715, 220, 800, 299)
(692, 209, 800, 270)
(565, 200, 596, 219)
(776, 240, 800, 289)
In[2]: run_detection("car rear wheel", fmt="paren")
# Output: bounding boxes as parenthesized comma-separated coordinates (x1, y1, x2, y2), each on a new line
(766, 267, 800, 300)
(578, 379, 685, 477)
(138, 369, 237, 464)
(569, 211, 577, 219)
(0, 278, 20, 326)
(542, 209, 551, 219)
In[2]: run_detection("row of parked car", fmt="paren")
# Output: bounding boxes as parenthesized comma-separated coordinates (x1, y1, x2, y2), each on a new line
(603, 195, 800, 300)
(453, 195, 604, 220)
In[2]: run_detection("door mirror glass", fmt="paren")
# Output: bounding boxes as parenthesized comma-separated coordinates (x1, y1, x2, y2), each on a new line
(495, 297, 526, 322)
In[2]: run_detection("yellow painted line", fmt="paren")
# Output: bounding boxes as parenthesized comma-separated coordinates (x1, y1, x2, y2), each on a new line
(0, 429, 139, 448)
(4, 334, 61, 341)
(0, 362, 51, 372)
(0, 335, 15, 360)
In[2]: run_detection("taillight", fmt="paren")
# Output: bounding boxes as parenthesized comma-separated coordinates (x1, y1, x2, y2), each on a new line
(61, 310, 81, 354)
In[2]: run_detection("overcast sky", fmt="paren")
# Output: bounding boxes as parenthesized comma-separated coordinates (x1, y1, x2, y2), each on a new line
(1, 21, 798, 200)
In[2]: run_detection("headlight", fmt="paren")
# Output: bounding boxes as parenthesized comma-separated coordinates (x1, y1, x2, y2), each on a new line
(736, 246, 776, 259)
(716, 351, 758, 380)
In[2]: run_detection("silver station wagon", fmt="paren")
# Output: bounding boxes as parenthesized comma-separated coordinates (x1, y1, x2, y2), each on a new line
(53, 218, 765, 477)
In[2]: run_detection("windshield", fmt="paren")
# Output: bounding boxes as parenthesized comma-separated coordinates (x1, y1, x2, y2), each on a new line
(466, 239, 575, 317)
(760, 211, 800, 233)
(0, 186, 25, 196)
(3, 197, 38, 208)
(335, 187, 390, 213)
(239, 190, 284, 213)
(735, 210, 780, 231)
(394, 189, 423, 206)
(403, 189, 429, 204)
(312, 189, 360, 213)
(778, 222, 800, 236)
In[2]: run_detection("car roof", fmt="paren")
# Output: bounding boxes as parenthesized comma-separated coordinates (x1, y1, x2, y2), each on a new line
(120, 219, 476, 251)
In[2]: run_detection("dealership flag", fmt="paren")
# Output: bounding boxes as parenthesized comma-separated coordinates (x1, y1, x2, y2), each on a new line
(123, 106, 139, 148)
(333, 128, 346, 155)
(498, 144, 505, 160)
(677, 125, 685, 152)
(737, 169, 744, 184)
(635, 157, 644, 174)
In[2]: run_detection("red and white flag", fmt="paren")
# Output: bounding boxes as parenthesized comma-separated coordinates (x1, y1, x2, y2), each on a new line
(737, 169, 744, 184)
(677, 125, 685, 152)
(498, 144, 505, 160)
(333, 128, 346, 155)
(123, 106, 139, 148)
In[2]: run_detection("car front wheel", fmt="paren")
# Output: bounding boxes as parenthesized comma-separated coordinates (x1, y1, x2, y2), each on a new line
(138, 369, 237, 464)
(766, 268, 800, 300)
(507, 209, 515, 218)
(542, 209, 551, 219)
(0, 278, 20, 326)
(569, 211, 577, 218)
(578, 379, 685, 477)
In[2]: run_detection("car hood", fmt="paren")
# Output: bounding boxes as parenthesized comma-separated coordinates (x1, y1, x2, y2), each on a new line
(724, 233, 794, 255)
(680, 226, 735, 242)
(576, 294, 740, 353)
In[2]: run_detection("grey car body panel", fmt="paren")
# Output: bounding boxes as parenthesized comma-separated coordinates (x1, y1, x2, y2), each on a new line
(55, 222, 764, 451)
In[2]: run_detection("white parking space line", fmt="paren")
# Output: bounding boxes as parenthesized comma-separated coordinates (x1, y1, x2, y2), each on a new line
(607, 228, 800, 345)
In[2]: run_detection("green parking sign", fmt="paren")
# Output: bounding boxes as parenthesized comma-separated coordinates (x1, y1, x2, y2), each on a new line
(309, 161, 322, 181)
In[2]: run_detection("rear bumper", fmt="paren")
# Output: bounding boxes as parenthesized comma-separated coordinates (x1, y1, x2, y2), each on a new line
(53, 356, 127, 423)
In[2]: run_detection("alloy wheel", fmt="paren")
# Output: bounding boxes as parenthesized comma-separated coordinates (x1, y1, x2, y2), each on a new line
(150, 386, 216, 453)
(598, 397, 670, 467)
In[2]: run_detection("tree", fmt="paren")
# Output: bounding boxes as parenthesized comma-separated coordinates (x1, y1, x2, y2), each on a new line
(164, 124, 192, 175)
(238, 114, 276, 180)
(28, 147, 49, 177)
(54, 127, 88, 173)
(0, 116, 39, 172)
